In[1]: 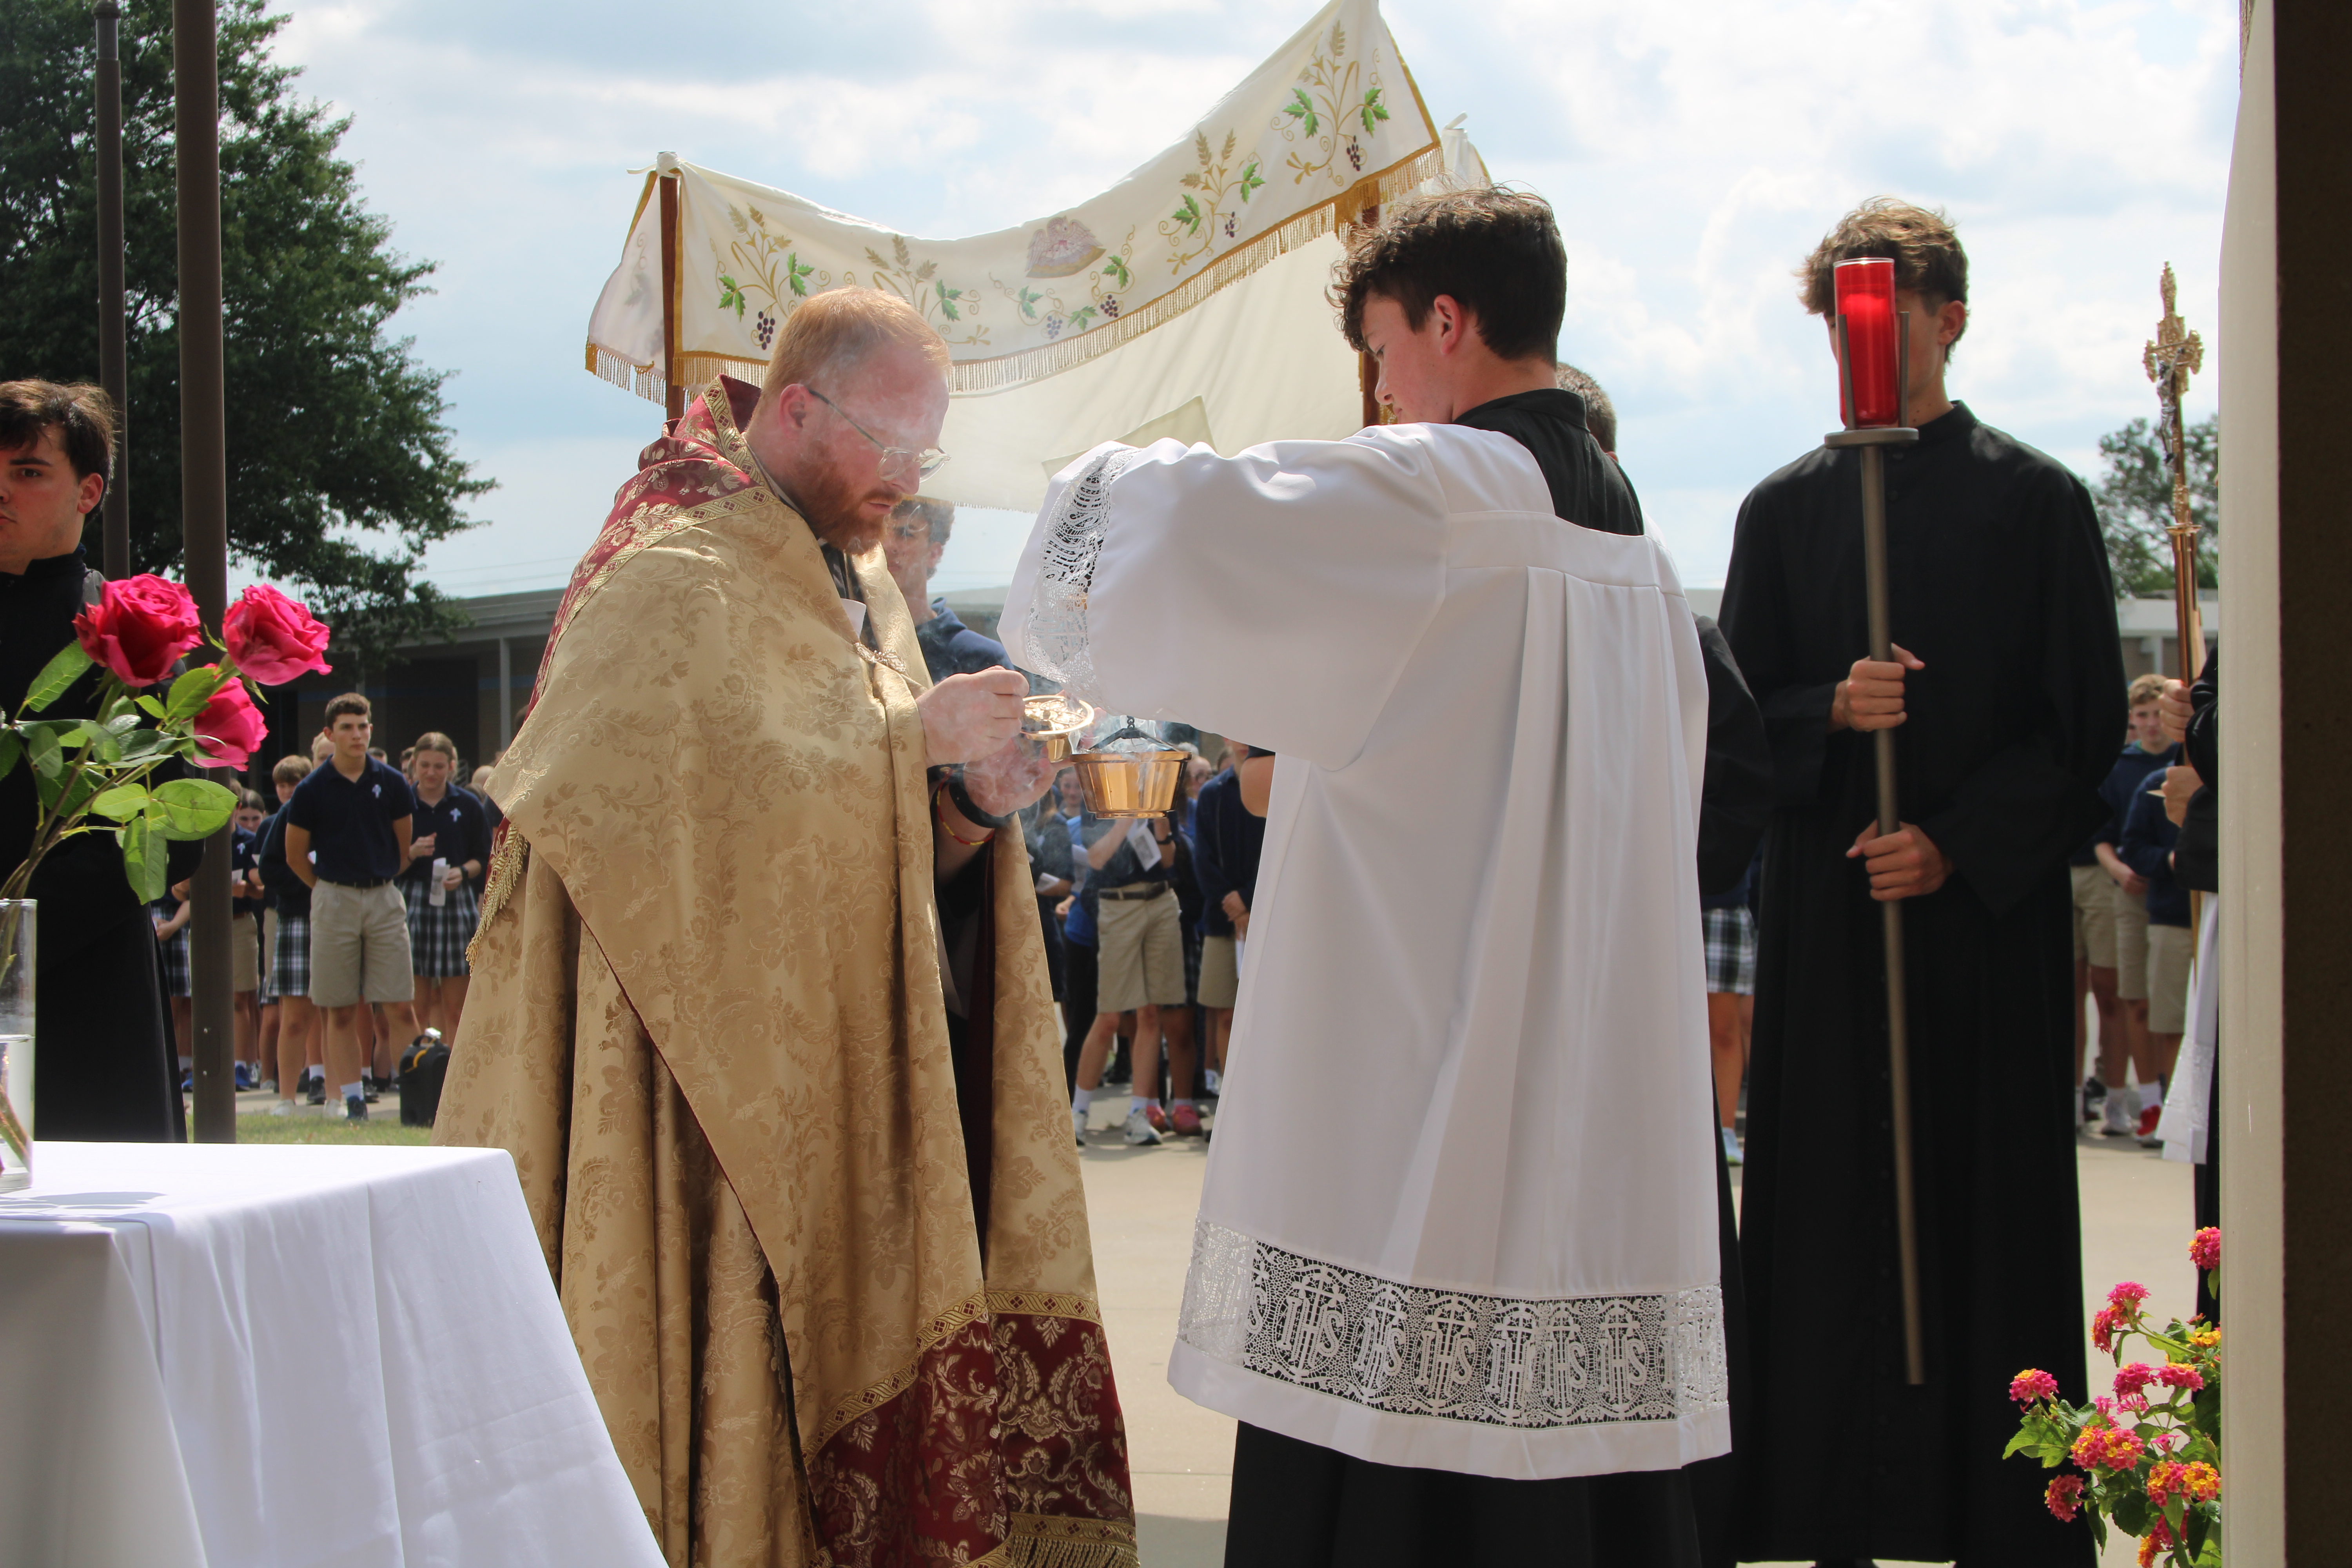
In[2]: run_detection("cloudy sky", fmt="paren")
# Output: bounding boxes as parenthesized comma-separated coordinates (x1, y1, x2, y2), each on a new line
(272, 0, 2237, 597)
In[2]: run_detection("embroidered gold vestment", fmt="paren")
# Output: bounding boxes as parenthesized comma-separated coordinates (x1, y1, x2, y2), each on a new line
(437, 379, 1135, 1568)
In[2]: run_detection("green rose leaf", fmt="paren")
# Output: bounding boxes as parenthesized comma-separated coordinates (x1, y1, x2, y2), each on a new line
(149, 777, 239, 840)
(135, 695, 167, 719)
(120, 813, 166, 902)
(90, 783, 151, 822)
(22, 641, 93, 713)
(0, 730, 20, 780)
(165, 665, 226, 723)
(24, 724, 64, 780)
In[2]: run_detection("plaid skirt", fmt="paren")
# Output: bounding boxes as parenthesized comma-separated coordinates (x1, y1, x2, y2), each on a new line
(403, 878, 479, 978)
(273, 910, 311, 1000)
(158, 926, 190, 998)
(1703, 904, 1757, 996)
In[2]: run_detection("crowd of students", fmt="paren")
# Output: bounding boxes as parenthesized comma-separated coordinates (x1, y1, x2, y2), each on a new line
(149, 692, 499, 1120)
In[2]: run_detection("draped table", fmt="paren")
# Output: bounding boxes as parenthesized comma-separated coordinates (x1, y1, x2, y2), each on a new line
(0, 1141, 664, 1568)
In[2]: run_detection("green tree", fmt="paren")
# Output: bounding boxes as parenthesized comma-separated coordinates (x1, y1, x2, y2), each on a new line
(0, 0, 488, 679)
(2092, 413, 2218, 599)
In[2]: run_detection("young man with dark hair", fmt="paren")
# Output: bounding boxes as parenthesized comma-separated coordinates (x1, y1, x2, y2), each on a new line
(1718, 198, 2123, 1566)
(1553, 361, 1617, 456)
(1005, 187, 1766, 1564)
(0, 379, 195, 1140)
(283, 692, 418, 1120)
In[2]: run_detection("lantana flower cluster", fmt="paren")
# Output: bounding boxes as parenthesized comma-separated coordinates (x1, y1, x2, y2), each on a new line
(2002, 1236, 2223, 1568)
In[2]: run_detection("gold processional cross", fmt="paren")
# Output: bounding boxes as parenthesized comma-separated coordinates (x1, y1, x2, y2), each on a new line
(2142, 264, 2207, 682)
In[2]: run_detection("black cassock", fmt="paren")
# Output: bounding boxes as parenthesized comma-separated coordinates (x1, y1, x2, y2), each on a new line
(2, 548, 194, 1143)
(1719, 403, 2120, 1566)
(1223, 391, 1773, 1568)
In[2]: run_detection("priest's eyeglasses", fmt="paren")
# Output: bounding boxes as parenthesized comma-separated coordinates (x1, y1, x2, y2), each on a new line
(805, 387, 948, 484)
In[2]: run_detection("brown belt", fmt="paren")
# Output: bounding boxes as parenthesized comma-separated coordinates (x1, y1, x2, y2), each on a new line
(1099, 882, 1168, 902)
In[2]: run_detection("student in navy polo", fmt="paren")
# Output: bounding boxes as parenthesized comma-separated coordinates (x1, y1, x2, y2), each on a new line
(398, 731, 487, 1049)
(283, 693, 417, 1120)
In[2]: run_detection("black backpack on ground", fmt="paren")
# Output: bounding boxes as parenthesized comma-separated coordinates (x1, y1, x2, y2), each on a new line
(397, 1031, 450, 1127)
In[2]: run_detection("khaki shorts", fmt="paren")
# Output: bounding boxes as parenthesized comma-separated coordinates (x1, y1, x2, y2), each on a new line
(1094, 889, 1187, 1015)
(308, 881, 416, 1010)
(2071, 865, 2116, 969)
(2147, 923, 2194, 1034)
(232, 910, 261, 993)
(1199, 935, 1241, 1009)
(2114, 886, 2153, 1000)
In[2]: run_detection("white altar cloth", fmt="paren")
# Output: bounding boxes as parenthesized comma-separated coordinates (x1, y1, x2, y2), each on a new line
(0, 1142, 663, 1568)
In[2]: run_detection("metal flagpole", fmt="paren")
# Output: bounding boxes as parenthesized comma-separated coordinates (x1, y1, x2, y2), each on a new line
(1826, 289, 1927, 1386)
(95, 1, 131, 580)
(176, 0, 235, 1142)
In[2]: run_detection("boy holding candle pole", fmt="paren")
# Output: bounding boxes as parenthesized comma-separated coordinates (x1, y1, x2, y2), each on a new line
(1718, 198, 2122, 1567)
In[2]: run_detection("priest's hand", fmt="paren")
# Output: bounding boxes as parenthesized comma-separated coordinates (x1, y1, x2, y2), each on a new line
(2162, 762, 2202, 826)
(962, 735, 1064, 817)
(2159, 678, 2193, 746)
(1847, 819, 1953, 901)
(920, 668, 1029, 766)
(1829, 644, 1924, 732)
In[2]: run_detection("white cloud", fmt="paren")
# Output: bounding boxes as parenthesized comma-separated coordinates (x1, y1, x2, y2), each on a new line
(270, 0, 2235, 592)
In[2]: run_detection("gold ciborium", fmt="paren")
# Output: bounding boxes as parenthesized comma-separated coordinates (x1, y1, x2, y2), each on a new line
(1021, 694, 1096, 764)
(1072, 746, 1188, 818)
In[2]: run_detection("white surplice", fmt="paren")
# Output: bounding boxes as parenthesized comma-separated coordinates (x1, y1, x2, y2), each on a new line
(1001, 425, 1728, 1480)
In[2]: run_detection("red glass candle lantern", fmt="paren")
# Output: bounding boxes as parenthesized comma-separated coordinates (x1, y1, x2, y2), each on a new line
(1834, 257, 1900, 428)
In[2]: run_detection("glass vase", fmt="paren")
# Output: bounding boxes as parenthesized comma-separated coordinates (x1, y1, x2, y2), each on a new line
(0, 898, 33, 1193)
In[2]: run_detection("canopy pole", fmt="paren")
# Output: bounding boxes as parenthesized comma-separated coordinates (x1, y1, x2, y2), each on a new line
(659, 154, 683, 425)
(176, 0, 235, 1143)
(95, 1, 131, 579)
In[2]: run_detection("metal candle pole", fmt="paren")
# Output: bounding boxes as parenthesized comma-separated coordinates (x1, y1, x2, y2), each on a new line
(1824, 257, 1926, 1385)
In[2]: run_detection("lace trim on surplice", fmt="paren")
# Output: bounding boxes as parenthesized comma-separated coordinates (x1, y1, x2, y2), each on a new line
(1021, 446, 1141, 702)
(1178, 1219, 1728, 1432)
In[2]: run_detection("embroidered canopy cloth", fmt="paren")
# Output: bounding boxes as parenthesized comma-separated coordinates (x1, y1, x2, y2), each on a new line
(437, 380, 1135, 1566)
(584, 0, 1486, 511)
(1002, 428, 1731, 1480)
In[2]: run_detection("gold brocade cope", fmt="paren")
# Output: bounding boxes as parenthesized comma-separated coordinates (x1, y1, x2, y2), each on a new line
(441, 380, 1134, 1567)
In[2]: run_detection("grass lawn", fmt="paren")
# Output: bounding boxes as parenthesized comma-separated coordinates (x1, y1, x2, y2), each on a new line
(230, 1116, 433, 1147)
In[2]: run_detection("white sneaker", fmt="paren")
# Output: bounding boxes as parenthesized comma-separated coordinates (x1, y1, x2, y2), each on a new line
(1073, 1106, 1087, 1148)
(2101, 1092, 2136, 1137)
(1720, 1126, 1743, 1166)
(1202, 1068, 1222, 1097)
(1122, 1106, 1163, 1146)
(269, 1100, 296, 1117)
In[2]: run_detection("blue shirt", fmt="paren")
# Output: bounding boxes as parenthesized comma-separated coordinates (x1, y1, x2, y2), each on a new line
(230, 826, 264, 917)
(2096, 744, 2171, 850)
(1191, 769, 1265, 937)
(1061, 815, 1096, 948)
(284, 755, 413, 885)
(2118, 754, 2190, 928)
(399, 785, 487, 889)
(915, 600, 1011, 684)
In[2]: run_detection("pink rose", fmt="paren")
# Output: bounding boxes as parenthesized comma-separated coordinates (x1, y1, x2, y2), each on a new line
(191, 677, 268, 769)
(222, 584, 332, 685)
(2157, 1361, 2205, 1392)
(2108, 1280, 2151, 1312)
(73, 574, 202, 687)
(2043, 1473, 2084, 1523)
(2113, 1362, 2157, 1398)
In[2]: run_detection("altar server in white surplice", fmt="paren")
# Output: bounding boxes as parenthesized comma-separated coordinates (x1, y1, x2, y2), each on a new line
(1002, 189, 1732, 1568)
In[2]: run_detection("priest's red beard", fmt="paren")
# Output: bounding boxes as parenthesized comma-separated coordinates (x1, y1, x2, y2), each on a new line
(791, 457, 900, 555)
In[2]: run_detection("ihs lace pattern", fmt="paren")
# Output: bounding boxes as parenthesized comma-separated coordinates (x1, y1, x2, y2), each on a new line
(1178, 1220, 1728, 1430)
(1023, 446, 1142, 703)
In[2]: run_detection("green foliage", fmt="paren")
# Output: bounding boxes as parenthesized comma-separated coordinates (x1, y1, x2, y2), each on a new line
(1285, 87, 1320, 139)
(0, 0, 489, 677)
(1358, 86, 1389, 133)
(2094, 414, 2219, 599)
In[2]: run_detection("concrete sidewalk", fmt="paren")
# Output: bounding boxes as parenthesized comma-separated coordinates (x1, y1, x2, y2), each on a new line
(1082, 1096, 2200, 1568)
